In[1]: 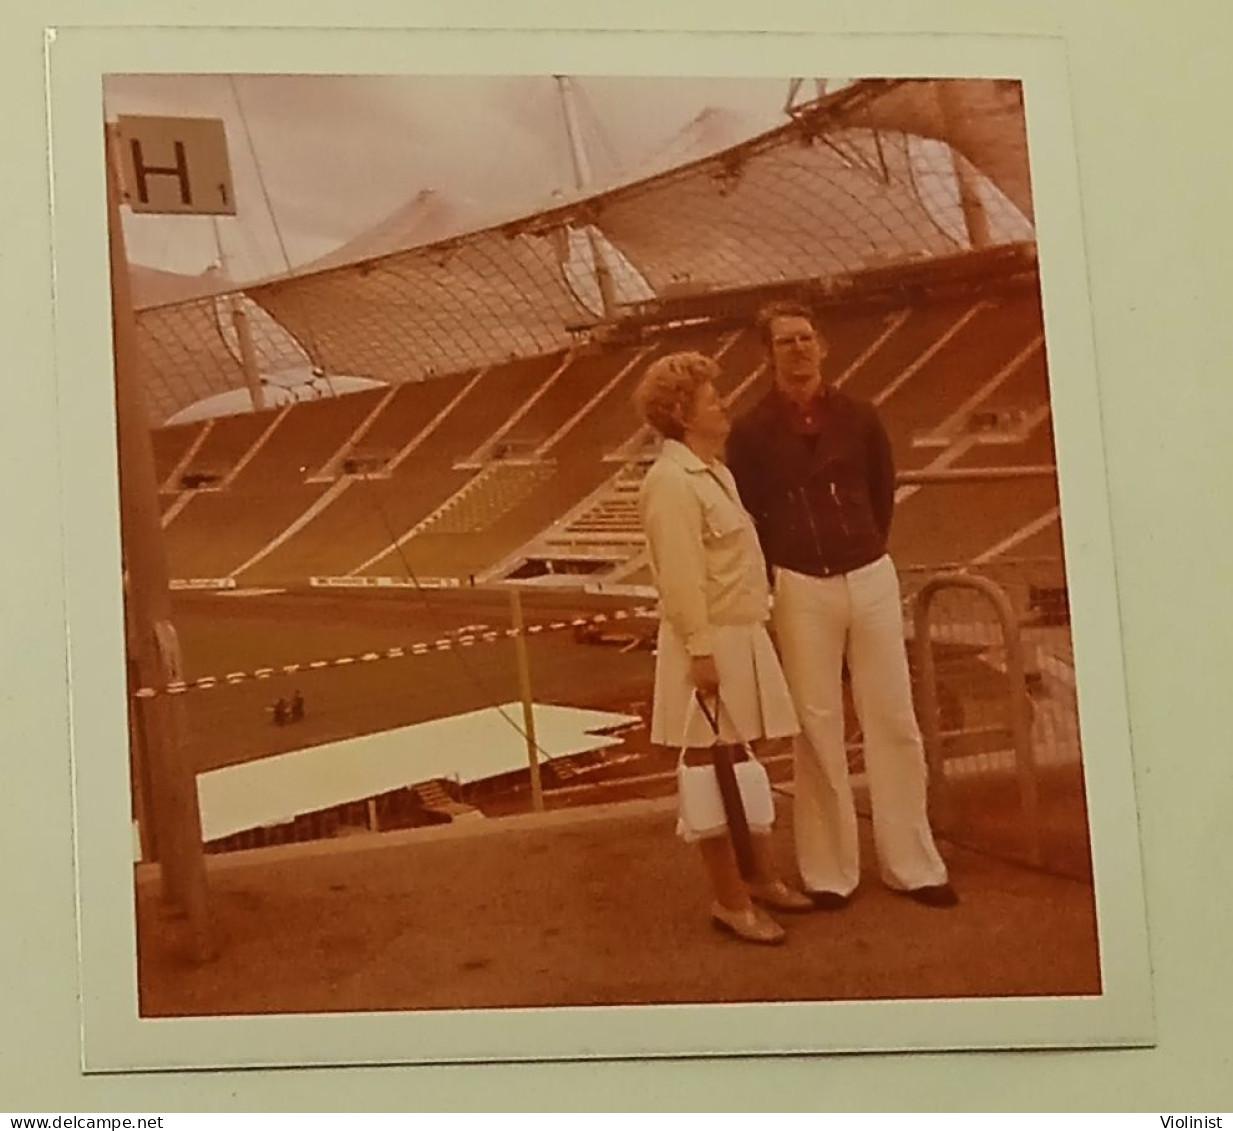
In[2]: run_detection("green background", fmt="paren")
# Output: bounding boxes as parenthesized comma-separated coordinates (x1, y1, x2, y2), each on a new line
(3, 0, 1230, 1112)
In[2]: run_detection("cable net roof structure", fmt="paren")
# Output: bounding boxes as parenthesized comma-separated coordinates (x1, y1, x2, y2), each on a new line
(133, 79, 1036, 424)
(838, 78, 1034, 223)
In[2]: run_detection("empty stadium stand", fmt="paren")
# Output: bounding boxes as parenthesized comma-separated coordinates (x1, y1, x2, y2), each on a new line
(152, 256, 1061, 591)
(239, 354, 560, 582)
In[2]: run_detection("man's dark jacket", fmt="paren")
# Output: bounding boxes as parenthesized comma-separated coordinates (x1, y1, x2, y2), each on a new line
(726, 387, 896, 579)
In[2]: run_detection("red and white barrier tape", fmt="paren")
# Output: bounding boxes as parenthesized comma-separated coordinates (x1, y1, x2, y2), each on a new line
(132, 605, 658, 700)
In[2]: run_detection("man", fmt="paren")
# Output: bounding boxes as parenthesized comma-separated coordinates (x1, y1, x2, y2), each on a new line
(726, 300, 956, 909)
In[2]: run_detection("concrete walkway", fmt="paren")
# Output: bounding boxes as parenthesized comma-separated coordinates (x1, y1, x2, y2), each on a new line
(137, 795, 1101, 1016)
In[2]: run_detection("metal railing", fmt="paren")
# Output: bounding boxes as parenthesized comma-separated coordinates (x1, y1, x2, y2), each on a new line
(911, 572, 1042, 866)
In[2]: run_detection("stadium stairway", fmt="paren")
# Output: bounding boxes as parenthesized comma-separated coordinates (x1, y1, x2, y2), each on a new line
(412, 780, 483, 822)
(560, 475, 643, 540)
(516, 465, 650, 575)
(409, 462, 558, 537)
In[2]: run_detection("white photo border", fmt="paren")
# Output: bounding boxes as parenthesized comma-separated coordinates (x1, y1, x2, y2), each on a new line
(43, 23, 1153, 1072)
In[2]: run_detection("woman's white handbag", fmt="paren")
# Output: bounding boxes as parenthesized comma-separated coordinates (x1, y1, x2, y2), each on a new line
(675, 696, 776, 843)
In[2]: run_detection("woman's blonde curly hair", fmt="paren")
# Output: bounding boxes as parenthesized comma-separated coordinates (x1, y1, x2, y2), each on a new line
(631, 351, 721, 441)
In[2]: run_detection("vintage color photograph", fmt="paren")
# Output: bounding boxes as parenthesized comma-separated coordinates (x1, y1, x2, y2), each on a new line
(105, 73, 1101, 1018)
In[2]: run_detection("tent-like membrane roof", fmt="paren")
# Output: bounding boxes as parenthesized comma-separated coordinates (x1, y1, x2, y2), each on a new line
(132, 79, 1035, 425)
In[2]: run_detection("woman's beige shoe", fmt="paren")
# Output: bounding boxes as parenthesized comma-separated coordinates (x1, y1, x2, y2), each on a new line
(750, 880, 816, 914)
(710, 902, 787, 945)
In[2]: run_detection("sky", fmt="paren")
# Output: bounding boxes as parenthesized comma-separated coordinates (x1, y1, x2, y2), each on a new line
(103, 74, 801, 285)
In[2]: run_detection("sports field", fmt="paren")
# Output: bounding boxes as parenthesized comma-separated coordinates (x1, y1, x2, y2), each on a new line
(170, 585, 657, 774)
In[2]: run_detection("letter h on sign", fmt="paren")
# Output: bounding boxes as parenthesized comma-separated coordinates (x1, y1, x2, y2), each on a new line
(129, 138, 193, 207)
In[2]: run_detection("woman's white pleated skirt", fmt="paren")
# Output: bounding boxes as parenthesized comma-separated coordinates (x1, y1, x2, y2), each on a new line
(650, 619, 800, 749)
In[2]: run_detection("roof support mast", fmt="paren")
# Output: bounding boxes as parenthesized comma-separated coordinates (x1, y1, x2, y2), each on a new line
(210, 218, 266, 411)
(554, 75, 619, 319)
(937, 82, 993, 250)
(783, 77, 832, 116)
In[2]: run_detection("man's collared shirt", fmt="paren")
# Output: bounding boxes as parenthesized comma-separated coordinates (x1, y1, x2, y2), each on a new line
(638, 438, 771, 657)
(774, 384, 831, 437)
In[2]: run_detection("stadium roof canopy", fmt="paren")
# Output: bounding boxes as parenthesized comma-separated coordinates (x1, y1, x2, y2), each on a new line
(133, 79, 1035, 425)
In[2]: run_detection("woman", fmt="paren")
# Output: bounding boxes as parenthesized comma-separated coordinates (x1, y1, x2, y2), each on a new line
(633, 351, 813, 945)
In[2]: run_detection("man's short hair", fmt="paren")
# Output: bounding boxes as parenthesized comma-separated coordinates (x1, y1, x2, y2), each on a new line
(632, 351, 721, 441)
(756, 300, 826, 353)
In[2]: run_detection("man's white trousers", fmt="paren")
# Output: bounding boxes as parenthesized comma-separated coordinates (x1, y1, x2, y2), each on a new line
(772, 555, 948, 896)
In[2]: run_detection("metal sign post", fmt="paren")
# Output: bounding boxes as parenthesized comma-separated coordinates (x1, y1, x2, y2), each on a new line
(106, 116, 235, 961)
(508, 588, 545, 812)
